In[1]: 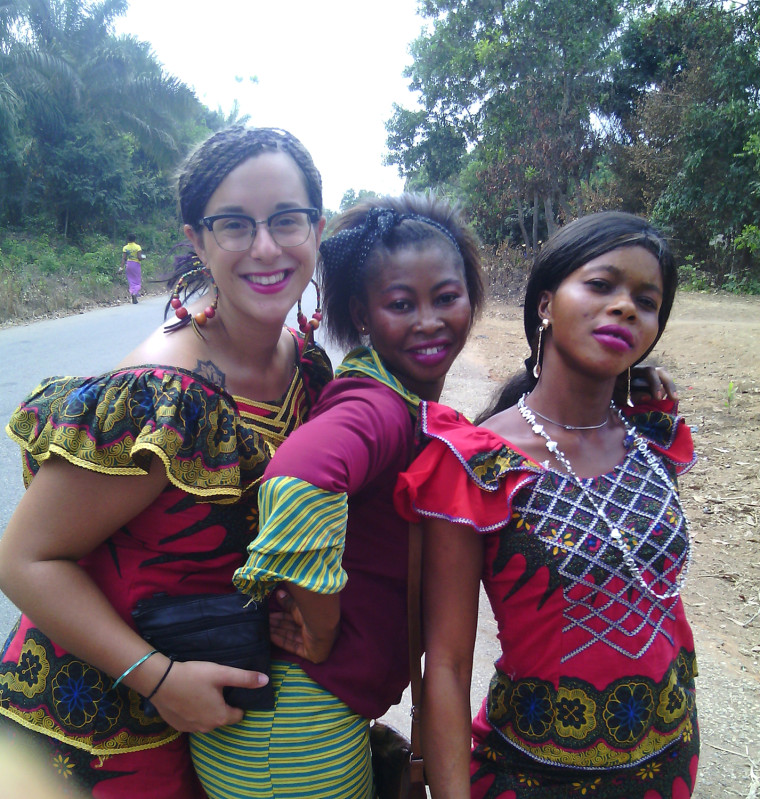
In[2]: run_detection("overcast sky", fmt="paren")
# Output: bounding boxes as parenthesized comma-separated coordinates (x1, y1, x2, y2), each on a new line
(115, 1, 427, 211)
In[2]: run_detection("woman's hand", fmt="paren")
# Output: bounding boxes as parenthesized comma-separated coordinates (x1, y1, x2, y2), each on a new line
(269, 587, 339, 664)
(630, 365, 679, 403)
(146, 659, 268, 733)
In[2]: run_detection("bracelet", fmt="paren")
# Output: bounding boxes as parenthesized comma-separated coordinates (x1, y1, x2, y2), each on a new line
(112, 649, 159, 689)
(145, 657, 176, 702)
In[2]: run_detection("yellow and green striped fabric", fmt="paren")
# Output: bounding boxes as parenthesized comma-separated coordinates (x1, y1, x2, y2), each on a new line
(233, 477, 348, 602)
(190, 661, 373, 798)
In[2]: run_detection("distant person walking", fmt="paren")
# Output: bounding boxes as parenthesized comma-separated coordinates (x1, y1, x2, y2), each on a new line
(121, 233, 145, 303)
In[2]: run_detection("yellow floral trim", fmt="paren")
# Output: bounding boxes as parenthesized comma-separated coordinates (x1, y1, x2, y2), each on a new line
(495, 725, 686, 769)
(487, 651, 697, 769)
(0, 706, 180, 755)
(0, 639, 49, 698)
(6, 368, 274, 502)
(555, 686, 597, 740)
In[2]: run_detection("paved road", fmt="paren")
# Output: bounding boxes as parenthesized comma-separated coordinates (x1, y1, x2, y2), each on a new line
(0, 285, 340, 638)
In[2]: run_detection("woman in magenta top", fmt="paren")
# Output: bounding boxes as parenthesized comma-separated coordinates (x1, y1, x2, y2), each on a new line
(190, 193, 486, 799)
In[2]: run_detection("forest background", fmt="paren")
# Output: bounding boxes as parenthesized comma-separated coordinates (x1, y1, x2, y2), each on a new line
(0, 0, 759, 324)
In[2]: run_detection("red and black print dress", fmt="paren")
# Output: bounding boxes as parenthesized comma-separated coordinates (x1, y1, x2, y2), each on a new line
(396, 399, 699, 799)
(0, 332, 331, 795)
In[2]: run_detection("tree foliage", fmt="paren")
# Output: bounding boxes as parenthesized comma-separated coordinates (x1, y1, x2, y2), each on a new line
(387, 0, 624, 249)
(387, 0, 760, 290)
(613, 1, 760, 288)
(0, 0, 219, 238)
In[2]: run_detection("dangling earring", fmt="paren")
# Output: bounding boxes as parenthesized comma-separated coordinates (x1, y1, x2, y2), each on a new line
(626, 366, 635, 407)
(296, 279, 322, 344)
(532, 319, 550, 379)
(168, 258, 218, 338)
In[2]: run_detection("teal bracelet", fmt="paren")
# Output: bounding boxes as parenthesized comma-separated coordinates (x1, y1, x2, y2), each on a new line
(112, 649, 159, 689)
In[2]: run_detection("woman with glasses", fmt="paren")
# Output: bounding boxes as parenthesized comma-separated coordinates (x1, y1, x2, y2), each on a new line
(0, 126, 333, 799)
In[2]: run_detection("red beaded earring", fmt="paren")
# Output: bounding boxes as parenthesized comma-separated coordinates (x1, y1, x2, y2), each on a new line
(296, 279, 322, 344)
(169, 260, 218, 337)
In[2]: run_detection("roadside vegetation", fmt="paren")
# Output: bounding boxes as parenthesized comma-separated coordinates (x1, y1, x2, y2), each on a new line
(1, 0, 759, 328)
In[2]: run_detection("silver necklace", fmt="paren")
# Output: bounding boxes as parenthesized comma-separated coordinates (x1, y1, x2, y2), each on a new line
(517, 393, 691, 601)
(526, 403, 609, 431)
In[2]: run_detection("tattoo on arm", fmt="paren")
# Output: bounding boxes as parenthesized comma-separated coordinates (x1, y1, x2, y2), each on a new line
(194, 359, 226, 389)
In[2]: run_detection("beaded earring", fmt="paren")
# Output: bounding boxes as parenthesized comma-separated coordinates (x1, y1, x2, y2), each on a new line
(532, 319, 550, 379)
(169, 260, 218, 338)
(296, 279, 323, 344)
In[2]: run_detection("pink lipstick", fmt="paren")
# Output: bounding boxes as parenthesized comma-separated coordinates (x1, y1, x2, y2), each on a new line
(243, 269, 292, 294)
(407, 339, 451, 367)
(593, 325, 634, 352)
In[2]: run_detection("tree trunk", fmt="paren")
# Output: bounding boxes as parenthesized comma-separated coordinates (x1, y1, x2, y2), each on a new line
(20, 173, 32, 217)
(532, 190, 539, 250)
(517, 200, 531, 256)
(558, 188, 573, 224)
(544, 195, 557, 237)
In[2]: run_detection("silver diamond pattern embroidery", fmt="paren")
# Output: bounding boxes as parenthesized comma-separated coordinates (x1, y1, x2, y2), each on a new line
(512, 447, 689, 662)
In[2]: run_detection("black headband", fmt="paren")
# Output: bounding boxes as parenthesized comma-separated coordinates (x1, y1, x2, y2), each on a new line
(319, 208, 461, 291)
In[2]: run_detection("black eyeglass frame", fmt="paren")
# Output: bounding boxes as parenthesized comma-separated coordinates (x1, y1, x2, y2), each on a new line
(199, 208, 321, 250)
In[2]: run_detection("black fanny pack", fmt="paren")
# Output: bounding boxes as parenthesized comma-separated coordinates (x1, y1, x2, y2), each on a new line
(132, 592, 274, 711)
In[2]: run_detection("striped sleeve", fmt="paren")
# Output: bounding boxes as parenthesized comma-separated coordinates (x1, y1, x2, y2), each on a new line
(232, 475, 348, 601)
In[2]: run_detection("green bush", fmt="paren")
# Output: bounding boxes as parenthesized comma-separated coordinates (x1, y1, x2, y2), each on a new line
(0, 228, 176, 323)
(679, 257, 712, 291)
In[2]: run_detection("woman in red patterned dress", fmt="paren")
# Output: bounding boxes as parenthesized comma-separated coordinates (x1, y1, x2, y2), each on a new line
(396, 212, 699, 798)
(0, 126, 332, 798)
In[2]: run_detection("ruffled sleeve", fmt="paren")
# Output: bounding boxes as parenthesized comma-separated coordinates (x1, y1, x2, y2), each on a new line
(233, 476, 348, 601)
(5, 366, 271, 501)
(394, 399, 697, 531)
(624, 398, 696, 475)
(235, 377, 415, 600)
(394, 401, 541, 532)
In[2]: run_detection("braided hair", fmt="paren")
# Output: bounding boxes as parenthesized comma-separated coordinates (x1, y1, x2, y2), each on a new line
(319, 193, 485, 350)
(164, 126, 322, 308)
(476, 211, 677, 422)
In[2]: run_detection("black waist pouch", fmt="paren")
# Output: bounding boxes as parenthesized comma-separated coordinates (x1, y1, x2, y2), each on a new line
(132, 592, 274, 711)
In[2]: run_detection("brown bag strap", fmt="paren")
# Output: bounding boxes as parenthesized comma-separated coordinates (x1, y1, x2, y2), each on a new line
(407, 522, 426, 789)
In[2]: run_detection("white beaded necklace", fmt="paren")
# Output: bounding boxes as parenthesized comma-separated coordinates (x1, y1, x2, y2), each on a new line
(517, 393, 692, 601)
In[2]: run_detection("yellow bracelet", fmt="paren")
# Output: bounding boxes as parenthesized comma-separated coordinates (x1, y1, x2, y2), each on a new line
(112, 649, 159, 689)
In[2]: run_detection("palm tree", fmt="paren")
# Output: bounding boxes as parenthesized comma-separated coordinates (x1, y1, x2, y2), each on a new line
(1, 0, 210, 231)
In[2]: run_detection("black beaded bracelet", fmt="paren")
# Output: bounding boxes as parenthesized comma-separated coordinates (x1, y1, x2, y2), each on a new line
(145, 656, 175, 703)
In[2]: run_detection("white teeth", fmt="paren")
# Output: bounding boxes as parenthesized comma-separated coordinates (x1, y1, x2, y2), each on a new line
(248, 271, 286, 285)
(418, 345, 444, 355)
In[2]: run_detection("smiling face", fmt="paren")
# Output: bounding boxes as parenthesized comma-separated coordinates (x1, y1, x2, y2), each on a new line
(538, 245, 664, 381)
(184, 151, 325, 330)
(349, 243, 473, 400)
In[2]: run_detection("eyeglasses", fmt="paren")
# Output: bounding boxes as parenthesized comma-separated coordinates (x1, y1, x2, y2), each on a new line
(200, 208, 320, 251)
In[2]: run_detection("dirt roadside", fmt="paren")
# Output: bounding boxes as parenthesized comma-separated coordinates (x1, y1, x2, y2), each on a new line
(385, 291, 760, 798)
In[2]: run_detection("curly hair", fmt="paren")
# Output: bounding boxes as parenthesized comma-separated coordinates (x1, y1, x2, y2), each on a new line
(320, 192, 485, 350)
